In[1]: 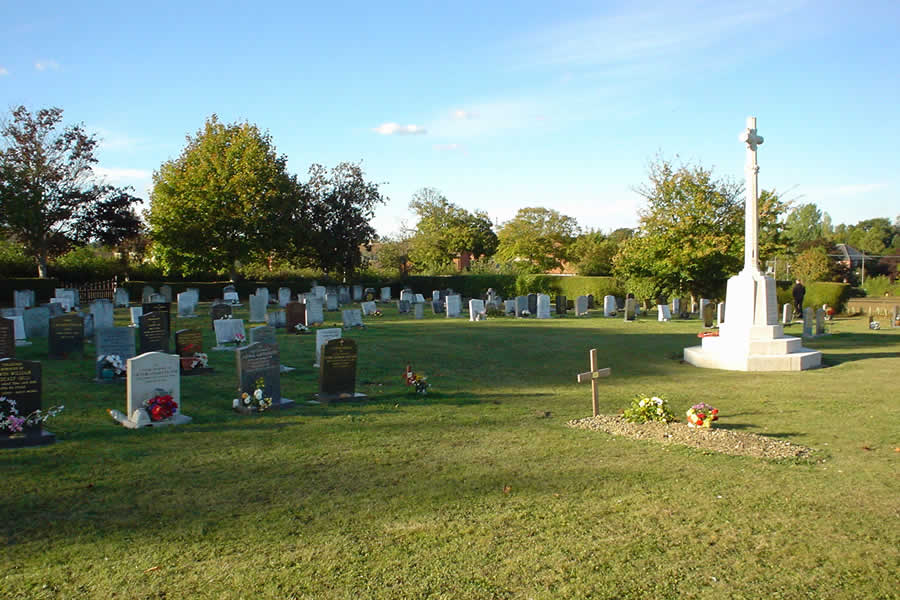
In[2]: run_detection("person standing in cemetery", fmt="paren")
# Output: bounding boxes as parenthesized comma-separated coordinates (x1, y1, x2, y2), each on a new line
(792, 279, 806, 317)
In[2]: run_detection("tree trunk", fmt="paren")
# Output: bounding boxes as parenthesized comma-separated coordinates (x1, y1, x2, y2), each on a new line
(37, 251, 48, 278)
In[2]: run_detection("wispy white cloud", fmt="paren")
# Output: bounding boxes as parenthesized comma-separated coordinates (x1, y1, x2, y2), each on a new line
(34, 59, 59, 71)
(94, 128, 144, 152)
(93, 167, 153, 197)
(373, 122, 427, 135)
(451, 109, 477, 120)
(0, 67, 8, 76)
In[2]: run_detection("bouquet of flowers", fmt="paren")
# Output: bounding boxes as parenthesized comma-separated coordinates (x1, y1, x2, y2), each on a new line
(686, 403, 719, 428)
(404, 364, 430, 395)
(233, 377, 273, 412)
(190, 352, 208, 369)
(97, 354, 126, 376)
(1, 396, 64, 433)
(623, 394, 676, 423)
(294, 323, 310, 333)
(232, 332, 245, 344)
(144, 393, 178, 422)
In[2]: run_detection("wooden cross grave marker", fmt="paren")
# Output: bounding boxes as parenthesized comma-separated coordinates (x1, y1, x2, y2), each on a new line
(577, 348, 611, 418)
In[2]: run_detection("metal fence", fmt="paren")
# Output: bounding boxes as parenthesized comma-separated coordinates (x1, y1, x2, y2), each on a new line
(59, 277, 117, 304)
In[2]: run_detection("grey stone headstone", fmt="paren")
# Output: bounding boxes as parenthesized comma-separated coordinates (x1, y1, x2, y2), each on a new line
(45, 302, 63, 317)
(504, 299, 516, 315)
(177, 292, 197, 317)
(604, 295, 617, 316)
(445, 295, 461, 318)
(380, 287, 391, 302)
(95, 325, 135, 360)
(361, 301, 377, 316)
(141, 286, 154, 304)
(126, 352, 183, 420)
(159, 285, 173, 303)
(717, 302, 726, 325)
(314, 328, 342, 367)
(815, 308, 825, 335)
(139, 311, 170, 354)
(305, 298, 324, 325)
(802, 307, 814, 337)
(149, 293, 166, 303)
(318, 338, 360, 401)
(90, 300, 114, 330)
(671, 298, 681, 317)
(254, 288, 270, 305)
(325, 293, 339, 311)
(223, 291, 240, 305)
(24, 306, 50, 338)
(515, 296, 528, 317)
(536, 294, 551, 319)
(432, 290, 440, 302)
(342, 309, 364, 329)
(49, 313, 84, 359)
(12, 316, 27, 343)
(278, 287, 292, 307)
(266, 310, 286, 329)
(575, 296, 589, 316)
(782, 303, 792, 324)
(414, 303, 424, 319)
(249, 294, 267, 322)
(658, 305, 672, 321)
(130, 306, 144, 327)
(114, 287, 130, 307)
(414, 293, 425, 304)
(249, 325, 277, 346)
(1, 308, 23, 318)
(237, 342, 290, 408)
(82, 313, 94, 339)
(312, 285, 327, 298)
(352, 285, 363, 302)
(623, 298, 636, 321)
(14, 290, 34, 309)
(338, 286, 351, 305)
(223, 284, 237, 294)
(214, 318, 246, 347)
(400, 289, 414, 304)
(397, 300, 410, 314)
(469, 299, 486, 321)
(702, 303, 715, 328)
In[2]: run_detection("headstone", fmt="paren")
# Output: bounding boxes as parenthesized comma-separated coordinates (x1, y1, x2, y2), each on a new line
(515, 296, 528, 317)
(223, 291, 240, 305)
(469, 299, 486, 321)
(141, 286, 155, 303)
(278, 287, 292, 307)
(149, 293, 166, 303)
(352, 285, 363, 302)
(139, 311, 170, 353)
(90, 299, 114, 330)
(110, 352, 189, 428)
(0, 318, 14, 359)
(249, 294, 267, 322)
(815, 308, 825, 336)
(314, 328, 342, 367)
(80, 313, 94, 340)
(23, 306, 50, 338)
(397, 300, 410, 314)
(699, 298, 711, 319)
(305, 298, 324, 326)
(556, 295, 567, 315)
(432, 290, 440, 302)
(717, 302, 726, 326)
(0, 358, 54, 447)
(14, 290, 34, 309)
(361, 301, 377, 316)
(1, 308, 23, 318)
(130, 306, 144, 327)
(338, 286, 351, 305)
(285, 301, 306, 332)
(48, 313, 84, 359)
(504, 299, 516, 315)
(380, 287, 391, 302)
(400, 289, 414, 304)
(445, 295, 461, 318)
(342, 309, 364, 329)
(604, 295, 617, 317)
(177, 292, 197, 317)
(175, 328, 212, 375)
(50, 295, 72, 312)
(658, 305, 672, 321)
(159, 285, 173, 303)
(414, 293, 425, 304)
(318, 338, 365, 401)
(114, 287, 130, 307)
(45, 302, 63, 317)
(254, 288, 270, 305)
(623, 298, 636, 322)
(527, 293, 537, 315)
(142, 301, 171, 323)
(536, 294, 551, 319)
(12, 316, 28, 346)
(248, 324, 276, 346)
(413, 303, 424, 319)
(325, 293, 339, 312)
(671, 298, 682, 317)
(702, 303, 715, 328)
(782, 303, 792, 324)
(94, 327, 136, 380)
(266, 310, 286, 329)
(210, 303, 232, 329)
(431, 300, 444, 314)
(364, 288, 376, 302)
(575, 296, 589, 317)
(56, 289, 76, 309)
(587, 295, 595, 309)
(312, 285, 327, 299)
(237, 342, 293, 409)
(802, 307, 814, 337)
(223, 284, 237, 295)
(213, 318, 246, 349)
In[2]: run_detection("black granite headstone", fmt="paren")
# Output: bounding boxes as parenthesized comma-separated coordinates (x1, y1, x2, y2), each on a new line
(527, 293, 537, 315)
(142, 301, 170, 322)
(139, 311, 170, 353)
(210, 302, 232, 329)
(94, 327, 136, 381)
(556, 295, 567, 315)
(285, 301, 306, 332)
(48, 313, 84, 359)
(0, 358, 54, 447)
(318, 338, 364, 401)
(0, 318, 14, 359)
(703, 303, 716, 328)
(236, 342, 292, 409)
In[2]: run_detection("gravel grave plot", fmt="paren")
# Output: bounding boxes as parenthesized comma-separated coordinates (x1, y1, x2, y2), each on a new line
(567, 415, 815, 460)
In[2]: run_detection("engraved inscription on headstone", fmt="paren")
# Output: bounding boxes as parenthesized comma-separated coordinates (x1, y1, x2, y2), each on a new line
(49, 313, 84, 359)
(0, 318, 15, 359)
(0, 358, 53, 446)
(139, 311, 170, 354)
(237, 342, 292, 409)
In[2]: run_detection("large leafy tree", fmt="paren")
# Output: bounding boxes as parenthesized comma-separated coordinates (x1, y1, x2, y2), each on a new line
(0, 106, 141, 276)
(613, 158, 746, 300)
(496, 207, 579, 272)
(407, 188, 498, 271)
(147, 115, 298, 278)
(568, 229, 629, 276)
(295, 162, 386, 279)
(784, 202, 824, 245)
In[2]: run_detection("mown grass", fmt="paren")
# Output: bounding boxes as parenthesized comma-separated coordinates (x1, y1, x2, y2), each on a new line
(2, 305, 898, 599)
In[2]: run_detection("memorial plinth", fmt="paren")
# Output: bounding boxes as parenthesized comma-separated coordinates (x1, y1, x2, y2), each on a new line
(684, 117, 822, 372)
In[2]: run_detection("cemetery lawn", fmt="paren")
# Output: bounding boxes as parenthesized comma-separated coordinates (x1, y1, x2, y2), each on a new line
(2, 307, 898, 600)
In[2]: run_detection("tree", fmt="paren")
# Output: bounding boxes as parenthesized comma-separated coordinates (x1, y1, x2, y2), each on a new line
(373, 235, 412, 277)
(568, 230, 624, 276)
(147, 115, 298, 278)
(496, 207, 579, 272)
(407, 188, 498, 271)
(612, 158, 745, 300)
(784, 203, 823, 245)
(0, 106, 141, 276)
(792, 246, 832, 283)
(297, 162, 386, 279)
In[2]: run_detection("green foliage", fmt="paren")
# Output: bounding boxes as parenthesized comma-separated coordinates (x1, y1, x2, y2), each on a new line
(0, 238, 34, 277)
(496, 207, 579, 272)
(784, 202, 824, 245)
(623, 393, 676, 423)
(832, 217, 897, 254)
(805, 282, 851, 311)
(0, 106, 141, 277)
(792, 246, 832, 283)
(372, 237, 412, 278)
(613, 158, 746, 299)
(0, 277, 60, 304)
(514, 275, 626, 299)
(49, 246, 121, 281)
(147, 115, 298, 278)
(407, 188, 498, 271)
(860, 275, 900, 298)
(569, 230, 621, 276)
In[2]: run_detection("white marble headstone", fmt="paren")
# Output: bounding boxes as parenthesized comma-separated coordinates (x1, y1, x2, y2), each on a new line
(603, 295, 617, 317)
(446, 295, 461, 318)
(658, 305, 671, 321)
(314, 328, 342, 367)
(469, 299, 486, 321)
(214, 318, 246, 347)
(536, 294, 551, 319)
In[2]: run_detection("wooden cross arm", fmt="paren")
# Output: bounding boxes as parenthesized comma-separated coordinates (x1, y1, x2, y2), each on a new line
(577, 368, 611, 383)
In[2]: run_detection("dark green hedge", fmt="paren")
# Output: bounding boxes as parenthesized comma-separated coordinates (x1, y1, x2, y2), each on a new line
(805, 282, 851, 311)
(0, 278, 61, 305)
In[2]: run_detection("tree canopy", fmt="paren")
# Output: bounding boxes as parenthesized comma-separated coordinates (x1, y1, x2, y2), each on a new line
(496, 207, 579, 272)
(0, 106, 141, 276)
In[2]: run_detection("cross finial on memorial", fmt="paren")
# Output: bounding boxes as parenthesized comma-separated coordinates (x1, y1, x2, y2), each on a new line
(739, 120, 764, 152)
(576, 348, 611, 418)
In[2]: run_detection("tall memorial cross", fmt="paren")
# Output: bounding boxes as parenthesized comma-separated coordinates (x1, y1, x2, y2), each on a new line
(739, 116, 764, 273)
(576, 348, 611, 418)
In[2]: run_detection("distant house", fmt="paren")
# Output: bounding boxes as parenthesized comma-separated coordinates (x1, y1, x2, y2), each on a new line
(834, 243, 864, 269)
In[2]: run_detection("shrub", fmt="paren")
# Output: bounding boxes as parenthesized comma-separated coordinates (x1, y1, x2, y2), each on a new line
(49, 246, 121, 281)
(861, 275, 900, 298)
(805, 282, 851, 312)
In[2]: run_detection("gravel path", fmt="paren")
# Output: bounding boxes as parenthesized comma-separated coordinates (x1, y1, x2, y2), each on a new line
(567, 415, 815, 460)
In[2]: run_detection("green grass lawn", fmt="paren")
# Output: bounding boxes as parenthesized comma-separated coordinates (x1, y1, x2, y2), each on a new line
(2, 305, 898, 599)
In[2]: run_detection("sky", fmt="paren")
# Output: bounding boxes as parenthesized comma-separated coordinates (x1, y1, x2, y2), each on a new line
(2, 0, 898, 239)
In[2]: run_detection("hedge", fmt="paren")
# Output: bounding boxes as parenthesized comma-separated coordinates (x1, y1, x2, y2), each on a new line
(805, 282, 851, 312)
(0, 278, 61, 305)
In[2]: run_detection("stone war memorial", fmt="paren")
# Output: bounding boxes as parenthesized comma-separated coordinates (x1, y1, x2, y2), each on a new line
(684, 117, 822, 371)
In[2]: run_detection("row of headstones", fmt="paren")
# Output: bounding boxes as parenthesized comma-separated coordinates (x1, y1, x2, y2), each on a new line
(2, 299, 120, 345)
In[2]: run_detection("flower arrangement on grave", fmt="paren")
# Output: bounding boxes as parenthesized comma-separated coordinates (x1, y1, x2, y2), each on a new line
(404, 364, 430, 395)
(825, 306, 835, 320)
(372, 310, 382, 317)
(0, 396, 64, 433)
(294, 323, 310, 333)
(144, 393, 178, 422)
(521, 310, 531, 317)
(230, 332, 246, 345)
(233, 377, 272, 412)
(686, 403, 719, 428)
(697, 330, 719, 338)
(97, 354, 126, 377)
(623, 394, 676, 424)
(869, 321, 881, 330)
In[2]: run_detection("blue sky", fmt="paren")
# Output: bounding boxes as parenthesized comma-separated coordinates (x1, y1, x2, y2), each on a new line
(2, 0, 898, 239)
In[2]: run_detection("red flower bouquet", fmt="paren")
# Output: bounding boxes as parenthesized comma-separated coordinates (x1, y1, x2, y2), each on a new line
(144, 394, 178, 422)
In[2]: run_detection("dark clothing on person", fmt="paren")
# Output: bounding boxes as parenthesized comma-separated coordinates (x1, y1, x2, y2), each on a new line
(792, 282, 806, 314)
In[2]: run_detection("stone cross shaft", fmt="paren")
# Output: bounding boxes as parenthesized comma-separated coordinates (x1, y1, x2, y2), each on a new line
(576, 348, 611, 418)
(739, 116, 764, 273)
